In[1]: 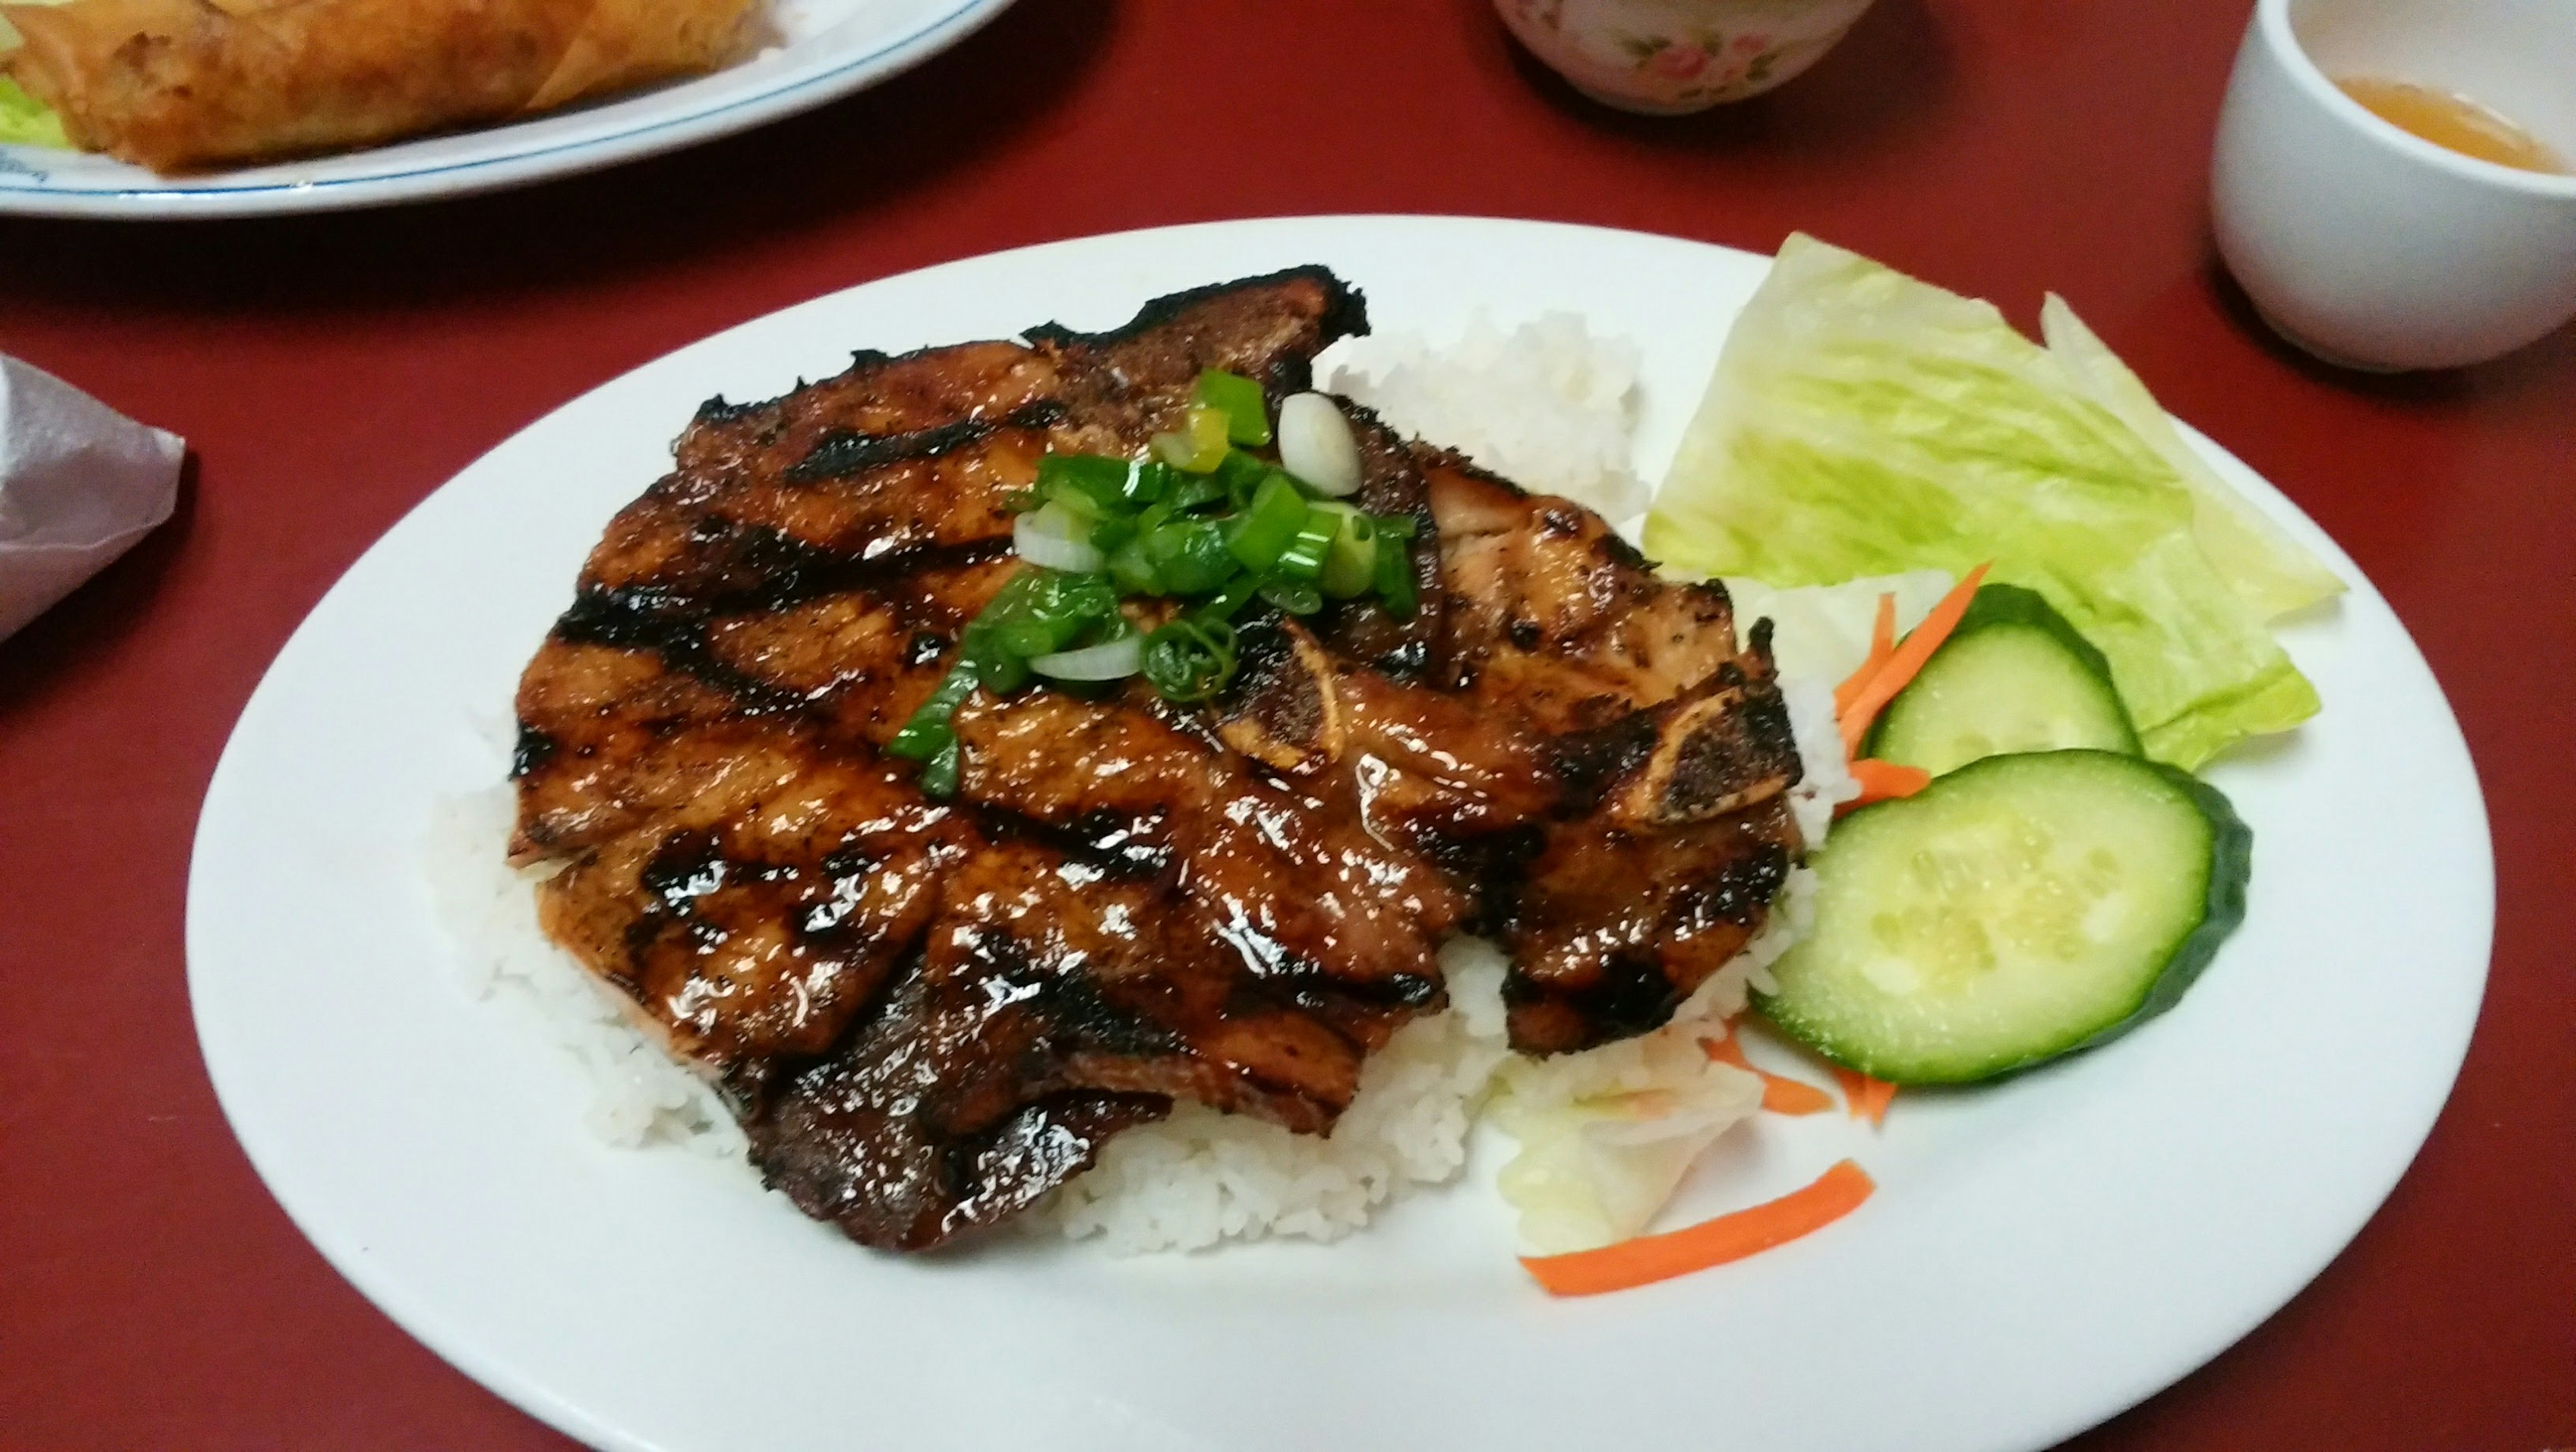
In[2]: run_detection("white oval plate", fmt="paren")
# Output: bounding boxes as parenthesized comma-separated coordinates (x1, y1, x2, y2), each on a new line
(0, 0, 1010, 218)
(188, 217, 2494, 1452)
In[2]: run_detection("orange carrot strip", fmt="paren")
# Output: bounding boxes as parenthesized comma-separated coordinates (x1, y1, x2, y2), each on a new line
(1760, 1072, 1837, 1116)
(1829, 1064, 1871, 1108)
(1839, 758, 1933, 816)
(1855, 1076, 1897, 1125)
(1837, 563, 1993, 758)
(1827, 1065, 1898, 1125)
(1831, 591, 1901, 719)
(1703, 1032, 1837, 1115)
(1520, 1160, 1877, 1296)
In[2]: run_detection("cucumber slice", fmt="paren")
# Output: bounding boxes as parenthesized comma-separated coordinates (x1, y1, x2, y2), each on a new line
(1865, 583, 2140, 776)
(1757, 750, 2250, 1084)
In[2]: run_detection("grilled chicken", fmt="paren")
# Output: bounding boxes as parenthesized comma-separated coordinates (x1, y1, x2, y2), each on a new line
(509, 268, 1801, 1250)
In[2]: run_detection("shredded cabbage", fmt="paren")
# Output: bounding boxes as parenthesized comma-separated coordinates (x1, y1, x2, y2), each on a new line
(1646, 234, 2335, 770)
(1490, 1032, 1763, 1255)
(1723, 569, 1954, 689)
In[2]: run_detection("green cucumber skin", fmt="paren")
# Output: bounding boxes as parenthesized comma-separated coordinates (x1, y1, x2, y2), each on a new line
(2061, 760, 2251, 1054)
(1756, 750, 2253, 1085)
(1863, 583, 2142, 764)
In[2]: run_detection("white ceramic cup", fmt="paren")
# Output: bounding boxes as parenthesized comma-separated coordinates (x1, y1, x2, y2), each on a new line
(2210, 0, 2576, 371)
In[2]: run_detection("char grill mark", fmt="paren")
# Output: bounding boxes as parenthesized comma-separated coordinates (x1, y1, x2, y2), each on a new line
(783, 400, 1069, 484)
(509, 268, 1806, 1250)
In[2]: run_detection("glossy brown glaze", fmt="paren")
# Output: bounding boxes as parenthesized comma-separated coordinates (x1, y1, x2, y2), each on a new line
(509, 269, 1801, 1249)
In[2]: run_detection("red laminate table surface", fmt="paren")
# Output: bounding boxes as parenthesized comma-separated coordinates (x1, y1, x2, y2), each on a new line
(1, 2, 2568, 1447)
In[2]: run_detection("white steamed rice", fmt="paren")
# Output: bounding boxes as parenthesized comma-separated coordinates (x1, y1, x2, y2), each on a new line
(426, 782, 743, 1155)
(426, 315, 1854, 1254)
(1323, 314, 1650, 522)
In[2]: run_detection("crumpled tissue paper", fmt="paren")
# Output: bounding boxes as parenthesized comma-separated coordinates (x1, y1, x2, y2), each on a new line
(0, 355, 184, 644)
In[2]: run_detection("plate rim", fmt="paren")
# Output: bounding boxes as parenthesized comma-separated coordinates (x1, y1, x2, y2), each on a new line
(183, 213, 2499, 1452)
(0, 0, 1014, 219)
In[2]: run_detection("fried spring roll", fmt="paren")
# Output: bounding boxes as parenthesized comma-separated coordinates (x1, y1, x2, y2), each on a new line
(0, 0, 755, 172)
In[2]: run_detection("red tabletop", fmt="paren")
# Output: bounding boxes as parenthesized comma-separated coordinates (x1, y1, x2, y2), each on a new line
(2, 2, 2569, 1447)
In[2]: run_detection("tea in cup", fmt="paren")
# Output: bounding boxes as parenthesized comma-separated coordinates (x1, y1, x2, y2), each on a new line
(2210, 0, 2576, 370)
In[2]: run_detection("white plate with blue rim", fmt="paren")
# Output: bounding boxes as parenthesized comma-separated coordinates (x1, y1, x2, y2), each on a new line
(0, 0, 1010, 218)
(187, 216, 2493, 1451)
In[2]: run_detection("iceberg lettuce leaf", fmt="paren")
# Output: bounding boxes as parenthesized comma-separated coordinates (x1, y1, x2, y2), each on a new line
(0, 76, 68, 150)
(1646, 234, 2324, 770)
(2037, 297, 2343, 621)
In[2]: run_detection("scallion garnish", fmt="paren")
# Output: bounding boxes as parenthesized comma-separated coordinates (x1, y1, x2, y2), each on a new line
(1273, 510, 1341, 583)
(1150, 403, 1232, 473)
(887, 384, 1421, 797)
(1316, 504, 1378, 600)
(1146, 518, 1234, 594)
(1142, 618, 1239, 703)
(1225, 471, 1309, 573)
(1193, 368, 1273, 447)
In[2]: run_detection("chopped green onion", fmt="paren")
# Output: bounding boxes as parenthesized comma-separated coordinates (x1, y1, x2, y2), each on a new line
(1173, 471, 1230, 511)
(917, 736, 963, 798)
(1027, 569, 1119, 636)
(1198, 572, 1263, 621)
(1375, 535, 1418, 618)
(886, 660, 979, 761)
(1193, 369, 1273, 447)
(1319, 508, 1379, 599)
(977, 646, 1032, 694)
(1274, 510, 1339, 583)
(1015, 500, 1107, 573)
(1277, 392, 1362, 496)
(1226, 471, 1309, 572)
(1038, 452, 1133, 512)
(1150, 403, 1233, 473)
(1107, 537, 1161, 595)
(1030, 632, 1144, 681)
(1258, 578, 1324, 616)
(1210, 451, 1267, 510)
(998, 618, 1059, 659)
(910, 431, 1435, 793)
(1146, 518, 1236, 595)
(1142, 618, 1239, 702)
(1042, 479, 1107, 522)
(1089, 514, 1139, 553)
(1122, 459, 1173, 506)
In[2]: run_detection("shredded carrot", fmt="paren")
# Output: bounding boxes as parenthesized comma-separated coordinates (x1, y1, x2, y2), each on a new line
(1703, 1031, 1837, 1115)
(1839, 757, 1933, 815)
(1520, 1160, 1877, 1296)
(1829, 1064, 1868, 1107)
(1855, 1076, 1897, 1125)
(1831, 591, 1901, 719)
(1837, 563, 1993, 758)
(1828, 1066, 1899, 1125)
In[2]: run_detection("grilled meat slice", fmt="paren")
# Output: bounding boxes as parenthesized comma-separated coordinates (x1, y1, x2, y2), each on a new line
(510, 268, 1803, 1251)
(1419, 453, 1803, 1050)
(1232, 447, 1805, 1052)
